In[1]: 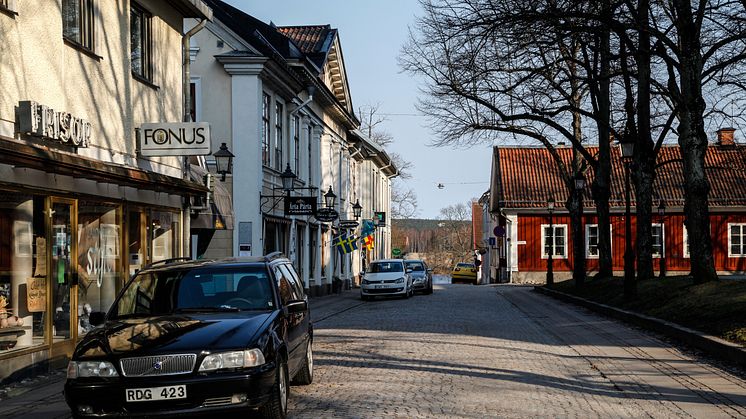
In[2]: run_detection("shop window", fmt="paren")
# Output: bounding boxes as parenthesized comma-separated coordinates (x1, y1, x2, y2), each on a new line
(130, 3, 153, 83)
(62, 0, 95, 51)
(293, 116, 300, 176)
(77, 202, 121, 335)
(307, 125, 313, 184)
(150, 211, 180, 263)
(309, 227, 317, 277)
(0, 193, 46, 353)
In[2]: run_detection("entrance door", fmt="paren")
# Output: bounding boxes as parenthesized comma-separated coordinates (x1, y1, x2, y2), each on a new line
(49, 198, 77, 356)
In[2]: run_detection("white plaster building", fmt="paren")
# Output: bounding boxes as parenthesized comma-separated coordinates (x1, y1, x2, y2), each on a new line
(190, 0, 395, 295)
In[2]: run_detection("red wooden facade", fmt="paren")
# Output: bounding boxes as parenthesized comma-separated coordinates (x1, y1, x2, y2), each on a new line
(514, 212, 746, 273)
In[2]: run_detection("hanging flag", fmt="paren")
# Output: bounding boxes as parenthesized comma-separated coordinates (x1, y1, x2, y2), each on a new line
(333, 233, 358, 254)
(360, 219, 376, 237)
(362, 234, 375, 250)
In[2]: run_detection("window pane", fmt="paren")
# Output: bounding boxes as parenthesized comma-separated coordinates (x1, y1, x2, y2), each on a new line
(62, 0, 82, 44)
(130, 10, 143, 76)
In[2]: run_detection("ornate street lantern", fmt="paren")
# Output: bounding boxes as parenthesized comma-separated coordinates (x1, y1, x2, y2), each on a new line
(324, 186, 337, 209)
(213, 143, 234, 181)
(280, 163, 297, 193)
(352, 199, 363, 220)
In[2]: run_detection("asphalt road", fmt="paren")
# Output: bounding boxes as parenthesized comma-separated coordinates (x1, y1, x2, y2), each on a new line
(2, 281, 745, 418)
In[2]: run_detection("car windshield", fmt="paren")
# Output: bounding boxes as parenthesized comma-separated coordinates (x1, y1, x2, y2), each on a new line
(111, 266, 274, 318)
(405, 261, 425, 271)
(457, 263, 474, 268)
(368, 261, 404, 273)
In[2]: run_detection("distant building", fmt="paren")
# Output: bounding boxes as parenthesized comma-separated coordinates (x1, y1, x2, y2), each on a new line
(487, 131, 746, 283)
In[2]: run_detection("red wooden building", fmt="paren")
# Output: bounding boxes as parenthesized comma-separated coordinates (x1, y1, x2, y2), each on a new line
(487, 130, 746, 283)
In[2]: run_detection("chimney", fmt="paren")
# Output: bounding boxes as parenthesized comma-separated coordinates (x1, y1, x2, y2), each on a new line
(717, 127, 736, 147)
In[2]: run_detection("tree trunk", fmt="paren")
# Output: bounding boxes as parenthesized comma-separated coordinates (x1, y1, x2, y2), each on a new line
(673, 0, 718, 283)
(568, 188, 585, 287)
(634, 154, 656, 280)
(634, 0, 655, 281)
(593, 2, 613, 278)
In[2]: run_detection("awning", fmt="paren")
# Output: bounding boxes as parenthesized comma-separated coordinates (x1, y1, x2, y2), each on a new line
(0, 139, 208, 196)
(189, 165, 234, 230)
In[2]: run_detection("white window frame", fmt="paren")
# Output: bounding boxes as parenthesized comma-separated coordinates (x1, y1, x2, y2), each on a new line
(540, 224, 567, 259)
(0, 0, 18, 14)
(651, 223, 664, 258)
(728, 223, 746, 257)
(585, 224, 612, 259)
(683, 225, 690, 258)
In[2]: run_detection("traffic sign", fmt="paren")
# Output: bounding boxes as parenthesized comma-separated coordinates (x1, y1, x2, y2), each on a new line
(392, 248, 402, 257)
(493, 226, 506, 237)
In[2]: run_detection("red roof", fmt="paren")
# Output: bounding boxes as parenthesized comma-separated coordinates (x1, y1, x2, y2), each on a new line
(493, 144, 746, 209)
(277, 25, 331, 55)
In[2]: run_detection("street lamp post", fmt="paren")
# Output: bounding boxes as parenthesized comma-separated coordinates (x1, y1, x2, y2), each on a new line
(658, 199, 666, 278)
(213, 143, 234, 181)
(547, 196, 555, 286)
(619, 138, 636, 299)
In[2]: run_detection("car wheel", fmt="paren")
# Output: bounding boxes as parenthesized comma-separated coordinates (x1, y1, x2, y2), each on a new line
(292, 340, 313, 385)
(426, 282, 433, 294)
(361, 294, 371, 301)
(259, 359, 288, 419)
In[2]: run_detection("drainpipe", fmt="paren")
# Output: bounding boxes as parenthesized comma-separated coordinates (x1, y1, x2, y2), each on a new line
(182, 18, 207, 260)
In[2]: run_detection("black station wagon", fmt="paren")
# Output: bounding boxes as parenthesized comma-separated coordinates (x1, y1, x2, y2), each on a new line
(64, 253, 312, 419)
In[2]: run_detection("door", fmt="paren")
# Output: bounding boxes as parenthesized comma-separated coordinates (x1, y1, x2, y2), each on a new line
(49, 198, 77, 356)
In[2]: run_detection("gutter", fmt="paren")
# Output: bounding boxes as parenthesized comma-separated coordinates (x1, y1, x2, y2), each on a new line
(183, 18, 207, 123)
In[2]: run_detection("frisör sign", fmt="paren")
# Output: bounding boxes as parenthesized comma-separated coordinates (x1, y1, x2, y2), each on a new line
(18, 101, 91, 147)
(138, 122, 211, 156)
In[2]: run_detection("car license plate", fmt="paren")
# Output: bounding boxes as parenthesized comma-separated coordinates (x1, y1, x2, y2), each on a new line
(126, 385, 186, 402)
(375, 285, 385, 289)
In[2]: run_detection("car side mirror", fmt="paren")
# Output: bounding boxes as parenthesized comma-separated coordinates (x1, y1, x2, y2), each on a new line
(89, 311, 106, 326)
(405, 268, 413, 274)
(286, 300, 308, 314)
(427, 268, 433, 273)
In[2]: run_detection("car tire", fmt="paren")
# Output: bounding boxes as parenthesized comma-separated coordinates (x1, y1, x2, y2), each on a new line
(361, 294, 371, 301)
(259, 359, 288, 419)
(426, 282, 433, 294)
(292, 340, 313, 385)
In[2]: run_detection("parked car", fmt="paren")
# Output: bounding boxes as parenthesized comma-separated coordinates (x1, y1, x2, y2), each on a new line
(64, 253, 312, 419)
(360, 259, 414, 300)
(451, 262, 478, 284)
(404, 259, 433, 294)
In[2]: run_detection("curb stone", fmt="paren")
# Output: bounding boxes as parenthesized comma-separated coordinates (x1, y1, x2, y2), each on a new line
(534, 286, 746, 367)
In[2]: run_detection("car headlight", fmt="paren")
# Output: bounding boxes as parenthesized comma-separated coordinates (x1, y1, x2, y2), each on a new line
(67, 361, 119, 379)
(198, 349, 266, 372)
(395, 277, 405, 283)
(362, 279, 372, 285)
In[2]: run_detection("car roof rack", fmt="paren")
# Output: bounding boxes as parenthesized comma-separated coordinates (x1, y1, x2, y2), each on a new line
(142, 257, 192, 270)
(264, 251, 285, 262)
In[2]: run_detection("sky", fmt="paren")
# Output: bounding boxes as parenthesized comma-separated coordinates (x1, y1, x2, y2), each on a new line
(225, 0, 493, 219)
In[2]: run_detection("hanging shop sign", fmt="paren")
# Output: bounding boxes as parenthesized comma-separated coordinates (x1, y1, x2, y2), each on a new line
(339, 220, 359, 229)
(315, 208, 339, 222)
(284, 196, 317, 216)
(138, 122, 211, 156)
(374, 211, 387, 227)
(18, 101, 91, 147)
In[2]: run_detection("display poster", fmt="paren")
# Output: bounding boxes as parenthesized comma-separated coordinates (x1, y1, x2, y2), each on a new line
(27, 277, 47, 312)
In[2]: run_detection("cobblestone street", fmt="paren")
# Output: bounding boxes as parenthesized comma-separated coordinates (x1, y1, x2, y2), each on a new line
(290, 283, 746, 418)
(2, 282, 746, 418)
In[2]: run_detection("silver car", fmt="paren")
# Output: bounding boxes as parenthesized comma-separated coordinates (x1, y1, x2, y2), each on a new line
(405, 259, 433, 294)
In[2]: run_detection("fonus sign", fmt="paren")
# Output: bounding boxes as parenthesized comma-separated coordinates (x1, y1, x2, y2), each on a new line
(18, 101, 91, 147)
(138, 122, 211, 156)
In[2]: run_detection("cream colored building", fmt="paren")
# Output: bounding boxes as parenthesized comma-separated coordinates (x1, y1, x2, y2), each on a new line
(189, 0, 395, 294)
(0, 0, 211, 381)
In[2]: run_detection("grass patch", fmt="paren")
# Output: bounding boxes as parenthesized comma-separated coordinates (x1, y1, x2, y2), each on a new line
(550, 276, 746, 346)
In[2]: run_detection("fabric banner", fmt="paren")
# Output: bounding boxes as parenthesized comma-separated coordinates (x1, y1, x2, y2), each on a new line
(362, 234, 374, 250)
(333, 233, 358, 254)
(361, 219, 376, 237)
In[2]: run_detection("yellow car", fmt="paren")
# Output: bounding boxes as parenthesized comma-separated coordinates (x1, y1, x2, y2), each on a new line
(451, 262, 478, 284)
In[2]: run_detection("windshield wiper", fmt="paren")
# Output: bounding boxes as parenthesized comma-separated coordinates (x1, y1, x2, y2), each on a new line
(175, 306, 241, 313)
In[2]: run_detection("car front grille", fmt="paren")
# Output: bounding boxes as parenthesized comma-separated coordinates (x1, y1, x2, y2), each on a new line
(202, 397, 234, 407)
(120, 354, 197, 377)
(367, 287, 404, 294)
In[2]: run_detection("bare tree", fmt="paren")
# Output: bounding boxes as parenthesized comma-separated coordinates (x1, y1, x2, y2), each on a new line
(358, 103, 394, 147)
(391, 183, 419, 218)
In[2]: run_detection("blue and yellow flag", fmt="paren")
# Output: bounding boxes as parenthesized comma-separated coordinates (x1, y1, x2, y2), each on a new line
(333, 233, 358, 254)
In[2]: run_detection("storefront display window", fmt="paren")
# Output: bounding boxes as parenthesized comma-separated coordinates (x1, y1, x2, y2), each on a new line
(0, 192, 46, 352)
(150, 210, 180, 262)
(77, 202, 121, 335)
